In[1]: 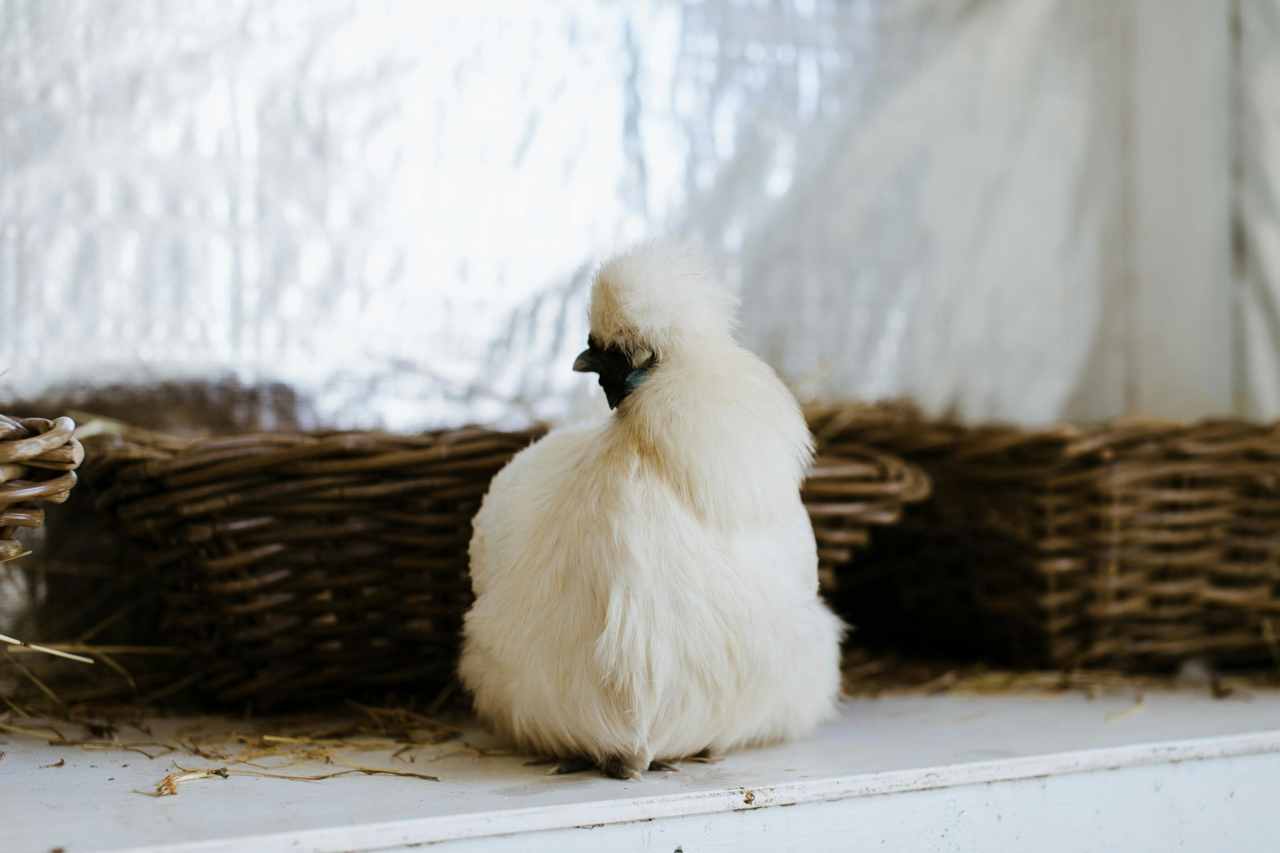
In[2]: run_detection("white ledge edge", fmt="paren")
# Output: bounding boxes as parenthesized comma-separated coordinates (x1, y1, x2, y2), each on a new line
(123, 728, 1280, 853)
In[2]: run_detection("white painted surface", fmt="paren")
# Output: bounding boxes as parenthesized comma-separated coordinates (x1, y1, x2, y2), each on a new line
(423, 751, 1279, 853)
(2, 692, 1278, 852)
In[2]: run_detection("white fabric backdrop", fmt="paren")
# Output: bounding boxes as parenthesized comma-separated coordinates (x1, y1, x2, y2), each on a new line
(0, 0, 1151, 429)
(1240, 0, 1280, 420)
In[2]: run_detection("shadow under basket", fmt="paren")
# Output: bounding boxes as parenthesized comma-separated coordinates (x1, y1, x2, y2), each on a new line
(809, 404, 1280, 671)
(83, 424, 928, 708)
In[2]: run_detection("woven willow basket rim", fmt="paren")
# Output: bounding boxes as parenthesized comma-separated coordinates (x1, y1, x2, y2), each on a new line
(1, 413, 85, 564)
(807, 401, 1280, 461)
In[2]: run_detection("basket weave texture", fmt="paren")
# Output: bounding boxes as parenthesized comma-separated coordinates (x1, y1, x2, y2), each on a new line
(85, 423, 927, 706)
(0, 415, 84, 564)
(809, 404, 1280, 669)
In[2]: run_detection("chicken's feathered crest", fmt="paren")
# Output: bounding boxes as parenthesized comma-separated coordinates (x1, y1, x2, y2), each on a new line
(589, 242, 738, 355)
(582, 242, 813, 523)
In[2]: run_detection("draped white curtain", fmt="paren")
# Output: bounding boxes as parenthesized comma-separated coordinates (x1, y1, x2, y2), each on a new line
(0, 0, 1264, 428)
(1240, 0, 1280, 419)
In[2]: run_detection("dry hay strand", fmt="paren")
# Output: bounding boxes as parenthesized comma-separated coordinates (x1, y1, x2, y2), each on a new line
(139, 761, 441, 798)
(0, 679, 491, 798)
(1, 707, 464, 798)
(2, 639, 195, 710)
(0, 633, 95, 664)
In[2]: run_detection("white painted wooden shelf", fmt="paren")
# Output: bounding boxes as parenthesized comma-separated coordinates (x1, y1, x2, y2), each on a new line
(3, 691, 1278, 852)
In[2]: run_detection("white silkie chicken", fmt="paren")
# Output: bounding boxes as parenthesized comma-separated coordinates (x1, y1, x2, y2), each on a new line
(459, 244, 844, 778)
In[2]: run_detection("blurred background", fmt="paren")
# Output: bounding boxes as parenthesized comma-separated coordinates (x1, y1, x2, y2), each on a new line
(0, 0, 1270, 430)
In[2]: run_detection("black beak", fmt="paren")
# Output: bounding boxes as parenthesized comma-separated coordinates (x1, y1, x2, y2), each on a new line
(572, 344, 646, 410)
(572, 348, 602, 374)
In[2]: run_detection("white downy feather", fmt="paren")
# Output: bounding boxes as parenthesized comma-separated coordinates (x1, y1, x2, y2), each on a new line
(459, 242, 844, 775)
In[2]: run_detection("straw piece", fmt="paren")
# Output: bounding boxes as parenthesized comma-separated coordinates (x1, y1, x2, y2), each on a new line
(139, 766, 229, 797)
(0, 634, 95, 665)
(5, 658, 66, 707)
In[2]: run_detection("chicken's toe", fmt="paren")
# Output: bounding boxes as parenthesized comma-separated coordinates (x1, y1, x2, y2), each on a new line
(547, 757, 594, 775)
(601, 755, 644, 780)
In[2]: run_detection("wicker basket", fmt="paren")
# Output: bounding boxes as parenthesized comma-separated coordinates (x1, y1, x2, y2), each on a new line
(84, 423, 927, 707)
(809, 404, 1280, 669)
(0, 415, 84, 564)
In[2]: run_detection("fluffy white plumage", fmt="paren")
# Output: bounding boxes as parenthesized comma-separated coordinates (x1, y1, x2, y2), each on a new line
(459, 243, 844, 777)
